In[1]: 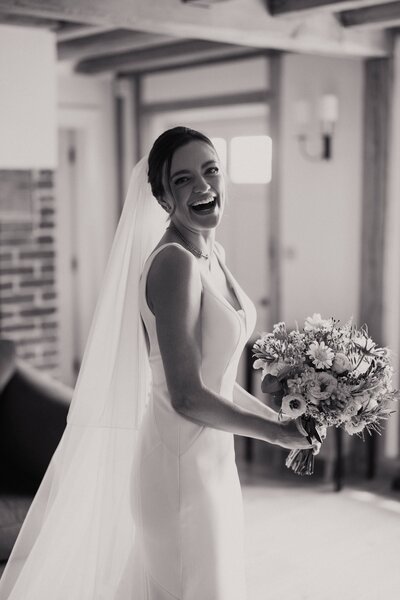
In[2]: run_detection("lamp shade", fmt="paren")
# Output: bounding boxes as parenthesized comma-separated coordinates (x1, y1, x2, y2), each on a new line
(318, 94, 339, 123)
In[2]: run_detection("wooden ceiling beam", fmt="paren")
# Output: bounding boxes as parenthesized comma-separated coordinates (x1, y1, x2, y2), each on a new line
(119, 49, 270, 78)
(56, 23, 114, 42)
(0, 0, 96, 26)
(76, 40, 254, 75)
(58, 29, 177, 60)
(0, 11, 59, 28)
(0, 0, 390, 57)
(340, 2, 400, 29)
(267, 0, 394, 17)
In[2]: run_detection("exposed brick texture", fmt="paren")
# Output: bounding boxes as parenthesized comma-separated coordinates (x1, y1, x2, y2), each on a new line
(0, 170, 59, 375)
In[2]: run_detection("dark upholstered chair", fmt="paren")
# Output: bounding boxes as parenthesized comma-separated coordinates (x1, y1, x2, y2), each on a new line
(0, 340, 72, 572)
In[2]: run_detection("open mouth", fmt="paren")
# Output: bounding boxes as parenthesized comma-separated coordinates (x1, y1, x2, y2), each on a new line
(190, 197, 217, 213)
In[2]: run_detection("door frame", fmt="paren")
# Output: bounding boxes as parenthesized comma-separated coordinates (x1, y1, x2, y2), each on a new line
(56, 105, 117, 385)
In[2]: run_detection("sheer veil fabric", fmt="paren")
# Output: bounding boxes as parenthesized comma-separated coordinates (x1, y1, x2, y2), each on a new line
(0, 157, 167, 599)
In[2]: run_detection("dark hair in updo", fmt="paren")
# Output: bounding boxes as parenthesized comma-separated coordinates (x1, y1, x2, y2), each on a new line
(147, 126, 215, 200)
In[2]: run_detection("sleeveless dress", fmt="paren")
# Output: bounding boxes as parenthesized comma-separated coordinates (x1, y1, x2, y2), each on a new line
(130, 242, 257, 600)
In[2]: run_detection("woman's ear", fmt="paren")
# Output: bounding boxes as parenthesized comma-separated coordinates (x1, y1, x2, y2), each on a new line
(157, 196, 172, 213)
(159, 162, 175, 214)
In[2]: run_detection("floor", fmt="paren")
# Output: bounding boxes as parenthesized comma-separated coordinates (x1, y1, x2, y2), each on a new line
(240, 464, 400, 600)
(1, 464, 399, 598)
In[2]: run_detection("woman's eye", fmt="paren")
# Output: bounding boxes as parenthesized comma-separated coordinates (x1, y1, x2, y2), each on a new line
(207, 166, 220, 175)
(174, 176, 189, 185)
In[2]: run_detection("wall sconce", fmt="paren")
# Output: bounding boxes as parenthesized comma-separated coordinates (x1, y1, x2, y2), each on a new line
(294, 94, 339, 161)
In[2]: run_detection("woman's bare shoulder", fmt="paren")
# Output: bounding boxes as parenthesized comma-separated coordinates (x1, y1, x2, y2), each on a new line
(149, 243, 196, 278)
(147, 243, 201, 310)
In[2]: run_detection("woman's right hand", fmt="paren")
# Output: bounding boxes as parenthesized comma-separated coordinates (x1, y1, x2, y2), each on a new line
(275, 418, 314, 450)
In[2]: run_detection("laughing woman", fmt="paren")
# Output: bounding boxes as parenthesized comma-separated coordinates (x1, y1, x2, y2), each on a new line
(129, 127, 312, 599)
(0, 127, 311, 600)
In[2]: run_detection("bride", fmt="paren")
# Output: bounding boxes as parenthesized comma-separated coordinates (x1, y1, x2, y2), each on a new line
(0, 127, 312, 599)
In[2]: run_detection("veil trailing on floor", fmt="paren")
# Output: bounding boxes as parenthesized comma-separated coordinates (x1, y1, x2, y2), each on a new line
(0, 157, 167, 599)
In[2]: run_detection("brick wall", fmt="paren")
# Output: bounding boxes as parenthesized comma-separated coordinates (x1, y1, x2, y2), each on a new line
(0, 170, 59, 375)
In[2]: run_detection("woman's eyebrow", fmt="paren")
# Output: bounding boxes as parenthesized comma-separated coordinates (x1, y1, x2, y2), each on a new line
(170, 169, 190, 179)
(171, 160, 217, 179)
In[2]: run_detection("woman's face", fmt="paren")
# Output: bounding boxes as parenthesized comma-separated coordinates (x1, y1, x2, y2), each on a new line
(164, 140, 225, 233)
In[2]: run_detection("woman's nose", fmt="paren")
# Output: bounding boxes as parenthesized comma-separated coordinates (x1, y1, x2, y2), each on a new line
(193, 175, 211, 193)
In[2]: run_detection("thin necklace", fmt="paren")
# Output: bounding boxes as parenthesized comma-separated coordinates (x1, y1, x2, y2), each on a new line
(169, 222, 210, 260)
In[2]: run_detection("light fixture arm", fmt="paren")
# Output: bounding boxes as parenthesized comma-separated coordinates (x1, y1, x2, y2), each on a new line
(297, 130, 334, 161)
(294, 94, 338, 162)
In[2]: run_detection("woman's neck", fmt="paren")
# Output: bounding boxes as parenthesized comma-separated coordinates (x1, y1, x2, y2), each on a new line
(169, 221, 215, 259)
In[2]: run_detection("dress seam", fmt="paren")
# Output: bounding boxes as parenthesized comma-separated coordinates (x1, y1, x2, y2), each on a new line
(147, 570, 181, 600)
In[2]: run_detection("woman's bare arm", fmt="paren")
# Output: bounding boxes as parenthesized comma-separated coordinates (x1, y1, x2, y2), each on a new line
(233, 382, 288, 421)
(147, 246, 310, 450)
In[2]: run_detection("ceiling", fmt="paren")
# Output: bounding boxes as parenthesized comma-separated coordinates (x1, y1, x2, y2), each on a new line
(0, 0, 399, 75)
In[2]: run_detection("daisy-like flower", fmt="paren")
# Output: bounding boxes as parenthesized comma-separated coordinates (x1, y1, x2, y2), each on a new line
(308, 371, 337, 404)
(304, 313, 333, 332)
(307, 341, 335, 369)
(281, 393, 307, 418)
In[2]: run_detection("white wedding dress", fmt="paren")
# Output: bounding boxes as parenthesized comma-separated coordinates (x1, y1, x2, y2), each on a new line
(125, 242, 257, 599)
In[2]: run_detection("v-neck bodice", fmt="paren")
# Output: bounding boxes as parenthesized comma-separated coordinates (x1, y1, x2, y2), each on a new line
(139, 241, 256, 388)
(201, 245, 244, 315)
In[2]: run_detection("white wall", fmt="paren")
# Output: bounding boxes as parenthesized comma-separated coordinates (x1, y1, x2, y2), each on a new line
(0, 26, 57, 168)
(142, 57, 270, 103)
(280, 53, 363, 329)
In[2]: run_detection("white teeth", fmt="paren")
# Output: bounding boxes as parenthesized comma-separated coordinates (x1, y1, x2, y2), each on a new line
(192, 197, 215, 207)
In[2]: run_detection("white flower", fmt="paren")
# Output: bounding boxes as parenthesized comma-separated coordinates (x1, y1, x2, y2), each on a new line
(262, 359, 286, 379)
(365, 397, 379, 411)
(307, 341, 335, 369)
(281, 394, 307, 418)
(332, 353, 352, 374)
(304, 313, 333, 331)
(353, 333, 375, 352)
(253, 359, 266, 370)
(344, 396, 364, 417)
(344, 421, 365, 435)
(352, 357, 371, 376)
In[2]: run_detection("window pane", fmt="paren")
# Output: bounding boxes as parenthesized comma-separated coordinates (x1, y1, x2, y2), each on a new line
(230, 136, 272, 184)
(210, 137, 227, 169)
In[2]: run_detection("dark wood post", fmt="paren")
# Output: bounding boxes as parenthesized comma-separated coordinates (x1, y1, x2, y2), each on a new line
(245, 343, 254, 463)
(359, 57, 393, 480)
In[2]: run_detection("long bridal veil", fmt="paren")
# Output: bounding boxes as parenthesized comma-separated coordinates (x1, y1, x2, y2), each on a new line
(0, 157, 167, 599)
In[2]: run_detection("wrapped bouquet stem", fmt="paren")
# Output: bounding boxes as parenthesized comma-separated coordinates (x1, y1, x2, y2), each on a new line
(254, 314, 399, 476)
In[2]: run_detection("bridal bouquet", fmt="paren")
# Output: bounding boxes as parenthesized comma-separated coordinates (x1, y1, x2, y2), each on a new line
(253, 314, 399, 475)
